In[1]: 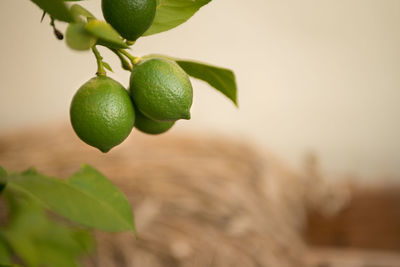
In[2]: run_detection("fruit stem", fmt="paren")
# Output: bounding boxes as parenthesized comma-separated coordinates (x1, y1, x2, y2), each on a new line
(50, 16, 63, 40)
(119, 49, 140, 66)
(92, 46, 106, 76)
(110, 49, 133, 71)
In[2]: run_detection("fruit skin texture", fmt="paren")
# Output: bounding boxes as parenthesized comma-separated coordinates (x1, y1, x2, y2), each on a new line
(134, 107, 175, 135)
(102, 0, 157, 41)
(70, 76, 135, 153)
(129, 58, 193, 122)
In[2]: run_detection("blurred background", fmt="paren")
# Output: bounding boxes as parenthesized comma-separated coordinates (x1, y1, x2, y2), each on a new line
(1, 0, 400, 179)
(1, 1, 400, 266)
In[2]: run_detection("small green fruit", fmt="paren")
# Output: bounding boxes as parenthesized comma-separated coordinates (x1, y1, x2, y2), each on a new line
(129, 58, 193, 122)
(102, 0, 157, 41)
(135, 107, 175, 135)
(70, 76, 135, 152)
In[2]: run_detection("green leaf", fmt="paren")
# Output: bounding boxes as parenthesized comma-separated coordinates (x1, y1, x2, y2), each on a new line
(176, 60, 238, 106)
(6, 165, 135, 233)
(85, 20, 128, 49)
(67, 165, 135, 233)
(70, 4, 96, 21)
(144, 0, 212, 36)
(1, 193, 93, 267)
(21, 167, 38, 176)
(0, 237, 12, 265)
(0, 167, 7, 177)
(102, 61, 113, 72)
(66, 23, 97, 51)
(30, 0, 73, 22)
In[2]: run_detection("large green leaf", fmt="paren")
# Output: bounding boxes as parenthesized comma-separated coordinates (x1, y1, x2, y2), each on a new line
(85, 20, 128, 49)
(144, 0, 212, 36)
(67, 165, 135, 233)
(30, 0, 73, 22)
(5, 165, 135, 233)
(176, 60, 238, 106)
(1, 193, 93, 267)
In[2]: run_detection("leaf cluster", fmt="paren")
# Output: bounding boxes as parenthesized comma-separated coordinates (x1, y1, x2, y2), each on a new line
(0, 165, 134, 266)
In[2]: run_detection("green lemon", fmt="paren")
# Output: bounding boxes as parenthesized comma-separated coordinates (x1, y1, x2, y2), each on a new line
(129, 58, 193, 122)
(70, 76, 135, 153)
(134, 107, 175, 135)
(102, 0, 157, 41)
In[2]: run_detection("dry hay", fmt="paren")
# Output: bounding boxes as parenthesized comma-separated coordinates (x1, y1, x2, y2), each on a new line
(0, 125, 346, 267)
(307, 183, 400, 251)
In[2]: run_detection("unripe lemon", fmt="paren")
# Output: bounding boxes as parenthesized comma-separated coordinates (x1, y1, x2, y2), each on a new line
(70, 76, 135, 153)
(134, 107, 175, 135)
(129, 58, 193, 122)
(102, 0, 157, 41)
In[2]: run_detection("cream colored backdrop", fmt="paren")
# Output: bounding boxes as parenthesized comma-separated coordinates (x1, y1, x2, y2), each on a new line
(1, 0, 400, 178)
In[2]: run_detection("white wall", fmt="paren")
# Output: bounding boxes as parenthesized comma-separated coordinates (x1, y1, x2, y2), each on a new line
(1, 0, 400, 178)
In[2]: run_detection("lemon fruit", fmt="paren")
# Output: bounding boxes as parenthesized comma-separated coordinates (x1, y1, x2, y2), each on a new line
(102, 0, 157, 41)
(129, 58, 193, 122)
(134, 107, 175, 134)
(70, 76, 135, 153)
